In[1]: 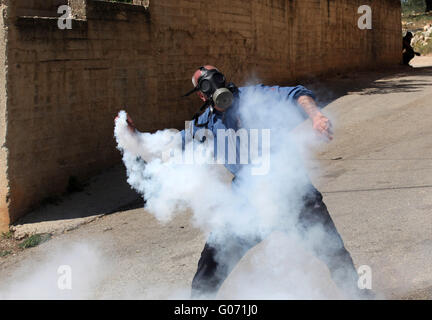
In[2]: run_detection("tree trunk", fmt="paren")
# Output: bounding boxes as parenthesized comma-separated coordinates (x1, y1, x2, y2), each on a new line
(426, 0, 432, 12)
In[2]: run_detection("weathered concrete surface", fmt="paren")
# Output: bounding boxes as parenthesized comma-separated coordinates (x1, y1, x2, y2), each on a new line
(1, 58, 432, 299)
(0, 2, 9, 232)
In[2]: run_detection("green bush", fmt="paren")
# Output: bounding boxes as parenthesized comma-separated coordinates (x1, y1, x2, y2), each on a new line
(19, 234, 52, 249)
(414, 37, 432, 54)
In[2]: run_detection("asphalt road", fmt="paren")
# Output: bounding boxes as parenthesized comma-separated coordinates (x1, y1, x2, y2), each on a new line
(0, 57, 431, 299)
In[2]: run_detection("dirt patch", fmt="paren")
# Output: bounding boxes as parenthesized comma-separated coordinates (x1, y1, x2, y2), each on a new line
(0, 231, 53, 261)
(0, 231, 22, 259)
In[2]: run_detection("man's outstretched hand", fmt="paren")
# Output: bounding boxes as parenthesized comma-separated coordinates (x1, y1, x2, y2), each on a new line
(115, 112, 136, 133)
(312, 113, 333, 141)
(296, 95, 333, 142)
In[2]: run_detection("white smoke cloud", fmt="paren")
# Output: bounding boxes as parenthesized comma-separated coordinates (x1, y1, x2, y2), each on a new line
(217, 232, 345, 299)
(114, 85, 360, 299)
(0, 243, 108, 299)
(0, 87, 368, 300)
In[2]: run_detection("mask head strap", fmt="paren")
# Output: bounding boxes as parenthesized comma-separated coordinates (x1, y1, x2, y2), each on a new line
(182, 66, 209, 97)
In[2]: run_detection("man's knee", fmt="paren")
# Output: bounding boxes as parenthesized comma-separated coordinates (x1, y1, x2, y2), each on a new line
(296, 186, 349, 258)
(298, 187, 333, 229)
(191, 234, 261, 298)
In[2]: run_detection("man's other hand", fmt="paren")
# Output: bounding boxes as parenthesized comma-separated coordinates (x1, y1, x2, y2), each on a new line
(115, 112, 136, 133)
(312, 113, 333, 141)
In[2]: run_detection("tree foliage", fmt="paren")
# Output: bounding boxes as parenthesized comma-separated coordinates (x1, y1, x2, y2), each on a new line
(401, 0, 426, 13)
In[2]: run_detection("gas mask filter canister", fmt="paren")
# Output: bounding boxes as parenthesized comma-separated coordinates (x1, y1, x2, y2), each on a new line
(212, 87, 234, 109)
(183, 67, 234, 110)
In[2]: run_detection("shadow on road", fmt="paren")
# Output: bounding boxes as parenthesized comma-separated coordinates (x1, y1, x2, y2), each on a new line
(304, 64, 432, 108)
(13, 164, 144, 231)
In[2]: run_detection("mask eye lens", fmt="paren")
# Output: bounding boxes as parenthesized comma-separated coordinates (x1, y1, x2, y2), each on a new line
(213, 73, 225, 84)
(200, 79, 211, 93)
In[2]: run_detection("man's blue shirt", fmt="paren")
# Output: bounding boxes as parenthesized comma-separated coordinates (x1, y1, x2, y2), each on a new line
(180, 84, 315, 176)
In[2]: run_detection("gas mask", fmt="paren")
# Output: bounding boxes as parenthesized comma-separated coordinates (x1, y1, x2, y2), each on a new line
(183, 67, 235, 110)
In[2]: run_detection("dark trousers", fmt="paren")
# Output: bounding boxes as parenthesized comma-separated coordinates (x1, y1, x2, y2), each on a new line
(191, 186, 360, 299)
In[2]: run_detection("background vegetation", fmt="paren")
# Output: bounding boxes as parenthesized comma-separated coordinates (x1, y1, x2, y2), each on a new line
(402, 0, 432, 55)
(401, 0, 427, 14)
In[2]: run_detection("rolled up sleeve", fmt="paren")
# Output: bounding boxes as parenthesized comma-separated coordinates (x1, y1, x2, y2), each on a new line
(281, 85, 316, 101)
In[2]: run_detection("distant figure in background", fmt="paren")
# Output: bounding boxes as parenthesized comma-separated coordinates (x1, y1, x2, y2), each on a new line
(403, 32, 420, 66)
(426, 0, 432, 13)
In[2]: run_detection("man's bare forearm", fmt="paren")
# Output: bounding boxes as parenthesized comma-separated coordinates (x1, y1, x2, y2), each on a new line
(297, 95, 333, 140)
(297, 95, 321, 119)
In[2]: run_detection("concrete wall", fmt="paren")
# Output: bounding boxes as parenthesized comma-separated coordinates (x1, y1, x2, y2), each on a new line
(0, 0, 401, 230)
(15, 0, 69, 17)
(0, 1, 9, 230)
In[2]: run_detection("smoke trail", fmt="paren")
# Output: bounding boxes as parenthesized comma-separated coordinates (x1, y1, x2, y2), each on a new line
(114, 85, 352, 299)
